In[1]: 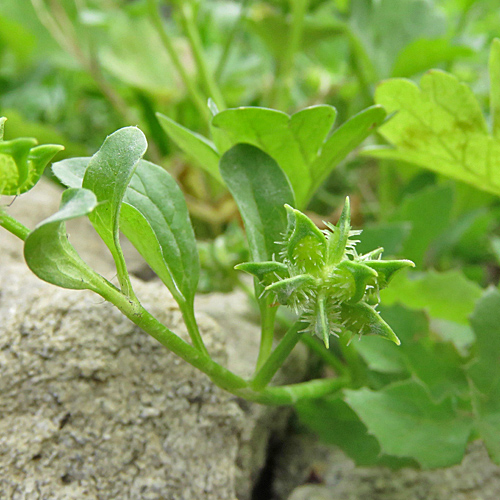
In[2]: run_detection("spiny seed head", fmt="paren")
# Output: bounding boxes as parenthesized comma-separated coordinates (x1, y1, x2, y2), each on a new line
(236, 198, 414, 347)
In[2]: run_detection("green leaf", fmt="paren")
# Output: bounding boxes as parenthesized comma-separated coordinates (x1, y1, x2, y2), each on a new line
(296, 396, 415, 467)
(345, 380, 472, 468)
(53, 154, 200, 304)
(391, 39, 474, 78)
(51, 157, 89, 188)
(213, 105, 336, 207)
(157, 113, 222, 182)
(490, 39, 500, 138)
(0, 132, 63, 196)
(82, 127, 147, 295)
(309, 106, 387, 200)
(24, 188, 102, 291)
(389, 184, 453, 267)
(369, 42, 500, 197)
(380, 269, 482, 325)
(341, 301, 400, 345)
(121, 160, 199, 303)
(219, 144, 295, 263)
(356, 221, 411, 256)
(467, 289, 500, 463)
(350, 0, 447, 78)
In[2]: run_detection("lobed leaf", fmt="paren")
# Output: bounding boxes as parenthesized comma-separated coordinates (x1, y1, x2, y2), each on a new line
(369, 41, 500, 197)
(309, 106, 386, 200)
(345, 380, 472, 468)
(380, 269, 482, 325)
(213, 105, 336, 207)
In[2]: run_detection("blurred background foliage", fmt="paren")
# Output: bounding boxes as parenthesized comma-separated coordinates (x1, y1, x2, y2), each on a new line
(1, 0, 499, 288)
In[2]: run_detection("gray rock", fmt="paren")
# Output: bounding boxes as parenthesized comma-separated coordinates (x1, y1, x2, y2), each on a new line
(277, 436, 500, 500)
(0, 263, 302, 499)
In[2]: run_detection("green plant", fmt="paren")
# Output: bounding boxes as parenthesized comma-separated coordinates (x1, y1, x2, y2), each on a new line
(0, 108, 409, 407)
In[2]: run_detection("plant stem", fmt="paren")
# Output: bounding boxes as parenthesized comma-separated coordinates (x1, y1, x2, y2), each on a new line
(255, 296, 278, 370)
(177, 2, 226, 111)
(240, 376, 349, 405)
(0, 211, 30, 241)
(252, 320, 304, 391)
(300, 334, 348, 376)
(146, 0, 210, 124)
(179, 300, 210, 357)
(96, 278, 248, 392)
(215, 0, 250, 81)
(269, 0, 309, 110)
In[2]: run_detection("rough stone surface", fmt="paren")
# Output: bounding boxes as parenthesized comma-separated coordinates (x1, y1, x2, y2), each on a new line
(0, 262, 300, 499)
(0, 179, 307, 499)
(277, 436, 500, 500)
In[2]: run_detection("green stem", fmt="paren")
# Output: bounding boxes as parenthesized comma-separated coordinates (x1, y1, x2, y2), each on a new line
(215, 0, 250, 81)
(179, 299, 210, 357)
(0, 211, 30, 241)
(270, 0, 309, 110)
(340, 341, 365, 388)
(96, 276, 346, 404)
(252, 320, 304, 391)
(300, 334, 348, 376)
(378, 160, 396, 221)
(178, 2, 226, 111)
(241, 376, 349, 405)
(146, 0, 210, 123)
(95, 277, 248, 392)
(255, 296, 278, 370)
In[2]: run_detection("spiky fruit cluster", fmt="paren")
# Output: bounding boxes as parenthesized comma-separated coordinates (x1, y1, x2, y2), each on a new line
(236, 198, 414, 348)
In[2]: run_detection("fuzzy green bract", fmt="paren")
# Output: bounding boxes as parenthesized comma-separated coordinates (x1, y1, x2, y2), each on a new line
(237, 197, 414, 348)
(0, 117, 63, 196)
